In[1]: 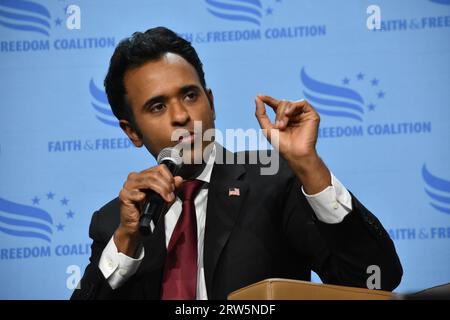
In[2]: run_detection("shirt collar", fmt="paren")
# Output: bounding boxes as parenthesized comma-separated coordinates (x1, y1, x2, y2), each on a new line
(195, 143, 216, 184)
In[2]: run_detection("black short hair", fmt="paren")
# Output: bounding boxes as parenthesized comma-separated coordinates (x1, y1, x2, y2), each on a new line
(104, 26, 207, 122)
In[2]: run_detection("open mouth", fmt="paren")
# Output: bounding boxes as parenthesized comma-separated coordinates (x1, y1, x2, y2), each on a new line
(178, 132, 197, 144)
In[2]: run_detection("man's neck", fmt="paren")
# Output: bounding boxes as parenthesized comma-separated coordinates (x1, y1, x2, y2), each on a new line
(178, 163, 207, 180)
(177, 142, 216, 181)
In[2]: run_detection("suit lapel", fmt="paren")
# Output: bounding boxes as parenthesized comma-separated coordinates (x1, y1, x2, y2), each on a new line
(204, 147, 248, 298)
(135, 212, 167, 278)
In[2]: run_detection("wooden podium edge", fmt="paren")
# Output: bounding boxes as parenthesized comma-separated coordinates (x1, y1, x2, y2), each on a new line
(228, 278, 394, 300)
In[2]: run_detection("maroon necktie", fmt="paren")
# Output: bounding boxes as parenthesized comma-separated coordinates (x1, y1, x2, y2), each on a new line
(161, 179, 203, 300)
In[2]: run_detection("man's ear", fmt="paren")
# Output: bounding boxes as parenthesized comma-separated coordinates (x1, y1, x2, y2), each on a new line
(119, 119, 143, 147)
(206, 88, 216, 120)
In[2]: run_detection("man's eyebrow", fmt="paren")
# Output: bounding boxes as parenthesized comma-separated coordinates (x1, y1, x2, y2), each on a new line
(179, 84, 202, 94)
(141, 84, 202, 110)
(141, 94, 166, 111)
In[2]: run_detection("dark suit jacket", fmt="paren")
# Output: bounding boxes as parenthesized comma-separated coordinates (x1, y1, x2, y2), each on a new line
(71, 147, 402, 300)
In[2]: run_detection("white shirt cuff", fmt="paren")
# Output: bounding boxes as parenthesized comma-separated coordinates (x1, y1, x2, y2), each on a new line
(98, 235, 145, 290)
(301, 172, 353, 224)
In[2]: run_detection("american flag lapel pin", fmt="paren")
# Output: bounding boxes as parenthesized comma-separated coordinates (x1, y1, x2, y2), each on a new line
(228, 187, 240, 197)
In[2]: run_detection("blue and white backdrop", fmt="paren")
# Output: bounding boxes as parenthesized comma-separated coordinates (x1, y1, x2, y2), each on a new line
(0, 0, 449, 299)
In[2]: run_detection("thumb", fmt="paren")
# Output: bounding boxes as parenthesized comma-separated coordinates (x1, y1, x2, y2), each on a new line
(174, 176, 184, 189)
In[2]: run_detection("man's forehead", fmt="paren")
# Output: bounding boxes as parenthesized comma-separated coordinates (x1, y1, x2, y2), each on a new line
(124, 52, 200, 93)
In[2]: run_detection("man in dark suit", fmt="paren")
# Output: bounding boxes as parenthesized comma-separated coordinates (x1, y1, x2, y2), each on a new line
(71, 27, 402, 300)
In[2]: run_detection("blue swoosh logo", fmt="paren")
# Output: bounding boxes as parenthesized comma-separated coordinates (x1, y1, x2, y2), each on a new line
(89, 79, 119, 127)
(205, 0, 263, 26)
(0, 0, 51, 36)
(430, 0, 450, 5)
(0, 197, 53, 242)
(300, 67, 365, 122)
(422, 164, 450, 215)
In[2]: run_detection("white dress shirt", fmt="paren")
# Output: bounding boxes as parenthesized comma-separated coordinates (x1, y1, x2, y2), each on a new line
(99, 145, 353, 299)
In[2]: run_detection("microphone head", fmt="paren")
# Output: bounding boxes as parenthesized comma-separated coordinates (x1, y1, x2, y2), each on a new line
(157, 147, 183, 168)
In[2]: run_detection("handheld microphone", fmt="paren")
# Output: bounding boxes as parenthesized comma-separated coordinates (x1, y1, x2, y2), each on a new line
(139, 147, 183, 236)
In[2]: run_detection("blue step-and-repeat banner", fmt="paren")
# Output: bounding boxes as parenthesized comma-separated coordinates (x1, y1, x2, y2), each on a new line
(0, 0, 449, 299)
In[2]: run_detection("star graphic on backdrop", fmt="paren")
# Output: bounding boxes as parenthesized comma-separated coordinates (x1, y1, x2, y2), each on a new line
(56, 223, 65, 231)
(266, 7, 273, 15)
(377, 90, 385, 99)
(54, 17, 62, 26)
(32, 196, 40, 205)
(368, 103, 376, 111)
(276, 0, 282, 2)
(60, 197, 69, 206)
(66, 210, 75, 219)
(371, 78, 379, 86)
(342, 77, 350, 85)
(46, 192, 55, 200)
(356, 72, 365, 80)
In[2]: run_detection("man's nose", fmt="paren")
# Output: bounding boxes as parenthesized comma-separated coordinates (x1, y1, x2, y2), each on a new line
(170, 100, 190, 126)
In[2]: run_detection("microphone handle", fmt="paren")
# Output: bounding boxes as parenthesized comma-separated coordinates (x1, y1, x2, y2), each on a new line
(138, 160, 180, 236)
(138, 191, 165, 236)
